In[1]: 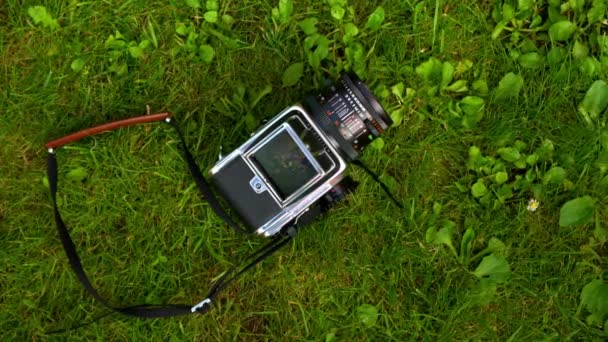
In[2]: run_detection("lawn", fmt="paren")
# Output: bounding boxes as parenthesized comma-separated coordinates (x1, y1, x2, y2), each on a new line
(1, 0, 608, 340)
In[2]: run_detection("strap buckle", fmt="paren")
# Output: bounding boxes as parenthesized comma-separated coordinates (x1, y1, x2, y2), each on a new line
(191, 298, 211, 313)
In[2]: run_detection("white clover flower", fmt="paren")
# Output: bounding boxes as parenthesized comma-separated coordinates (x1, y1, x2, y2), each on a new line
(527, 198, 539, 212)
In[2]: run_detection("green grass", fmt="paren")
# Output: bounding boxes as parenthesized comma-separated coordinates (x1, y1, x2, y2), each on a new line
(2, 0, 608, 340)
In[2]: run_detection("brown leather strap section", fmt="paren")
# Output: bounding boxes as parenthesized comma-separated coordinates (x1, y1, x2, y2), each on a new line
(45, 113, 171, 149)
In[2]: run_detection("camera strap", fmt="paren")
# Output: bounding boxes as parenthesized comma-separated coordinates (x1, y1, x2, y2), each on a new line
(351, 159, 404, 210)
(45, 113, 294, 325)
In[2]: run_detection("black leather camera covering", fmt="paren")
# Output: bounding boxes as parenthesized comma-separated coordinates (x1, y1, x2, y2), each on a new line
(211, 156, 280, 231)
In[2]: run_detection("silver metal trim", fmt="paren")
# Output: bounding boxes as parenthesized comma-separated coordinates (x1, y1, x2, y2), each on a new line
(244, 124, 324, 205)
(209, 105, 348, 237)
(191, 298, 211, 312)
(249, 175, 267, 194)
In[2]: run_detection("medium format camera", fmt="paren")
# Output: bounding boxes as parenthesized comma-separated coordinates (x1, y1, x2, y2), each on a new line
(209, 73, 393, 237)
(44, 72, 397, 319)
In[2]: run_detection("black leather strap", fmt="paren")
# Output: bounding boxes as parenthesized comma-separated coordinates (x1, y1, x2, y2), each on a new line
(46, 117, 291, 321)
(352, 159, 404, 209)
(47, 152, 195, 318)
(167, 119, 249, 235)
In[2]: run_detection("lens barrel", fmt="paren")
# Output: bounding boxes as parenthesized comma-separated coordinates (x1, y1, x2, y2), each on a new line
(304, 73, 392, 160)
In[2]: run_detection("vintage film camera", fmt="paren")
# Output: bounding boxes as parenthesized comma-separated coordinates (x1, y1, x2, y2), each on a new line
(44, 72, 396, 321)
(45, 74, 400, 326)
(209, 73, 393, 237)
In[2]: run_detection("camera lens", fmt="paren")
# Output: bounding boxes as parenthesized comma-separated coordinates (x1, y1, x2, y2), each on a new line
(304, 73, 392, 160)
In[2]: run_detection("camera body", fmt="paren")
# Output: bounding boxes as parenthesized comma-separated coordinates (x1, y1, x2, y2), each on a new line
(209, 73, 392, 236)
